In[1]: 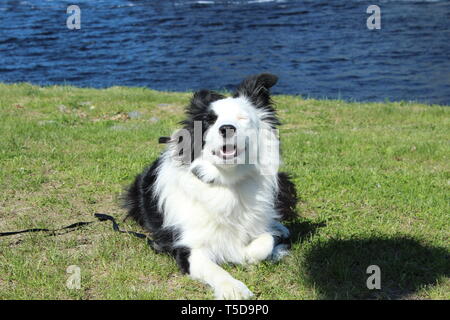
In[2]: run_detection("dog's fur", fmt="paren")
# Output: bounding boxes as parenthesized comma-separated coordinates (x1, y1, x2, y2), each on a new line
(124, 73, 297, 299)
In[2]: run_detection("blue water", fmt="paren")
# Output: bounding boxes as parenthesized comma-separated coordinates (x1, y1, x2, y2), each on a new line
(0, 0, 449, 104)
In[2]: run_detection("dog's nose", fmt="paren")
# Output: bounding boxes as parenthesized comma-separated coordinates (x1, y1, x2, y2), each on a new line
(219, 125, 236, 138)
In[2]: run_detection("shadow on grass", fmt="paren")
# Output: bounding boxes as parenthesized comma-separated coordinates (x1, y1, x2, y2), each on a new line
(303, 236, 450, 299)
(286, 219, 327, 244)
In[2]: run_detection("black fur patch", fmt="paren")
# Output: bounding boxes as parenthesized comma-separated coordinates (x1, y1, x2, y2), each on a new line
(178, 90, 223, 164)
(276, 172, 298, 221)
(174, 247, 191, 274)
(123, 158, 190, 272)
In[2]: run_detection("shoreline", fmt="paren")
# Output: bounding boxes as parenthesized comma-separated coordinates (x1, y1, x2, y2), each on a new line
(1, 82, 448, 108)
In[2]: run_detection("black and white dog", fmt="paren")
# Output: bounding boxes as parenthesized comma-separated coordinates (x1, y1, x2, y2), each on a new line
(124, 73, 297, 299)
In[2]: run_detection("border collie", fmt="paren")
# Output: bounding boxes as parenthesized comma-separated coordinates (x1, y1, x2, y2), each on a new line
(124, 73, 297, 299)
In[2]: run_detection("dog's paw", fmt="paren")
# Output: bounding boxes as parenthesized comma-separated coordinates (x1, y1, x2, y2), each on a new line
(190, 160, 219, 184)
(271, 221, 290, 239)
(245, 233, 274, 264)
(214, 279, 254, 300)
(270, 243, 290, 262)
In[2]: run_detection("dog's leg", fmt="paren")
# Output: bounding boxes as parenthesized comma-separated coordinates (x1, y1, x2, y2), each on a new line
(244, 232, 274, 264)
(244, 223, 291, 264)
(189, 248, 254, 300)
(270, 221, 291, 261)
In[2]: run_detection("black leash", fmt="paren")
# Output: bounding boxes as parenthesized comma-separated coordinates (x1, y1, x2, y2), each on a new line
(1, 138, 171, 245)
(0, 213, 157, 250)
(0, 220, 95, 237)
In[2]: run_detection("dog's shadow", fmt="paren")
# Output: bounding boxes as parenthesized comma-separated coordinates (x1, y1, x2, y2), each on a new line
(285, 219, 327, 245)
(300, 236, 450, 299)
(281, 210, 449, 299)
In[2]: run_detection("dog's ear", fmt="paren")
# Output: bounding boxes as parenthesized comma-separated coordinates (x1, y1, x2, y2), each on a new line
(234, 73, 278, 108)
(182, 89, 224, 132)
(189, 90, 225, 115)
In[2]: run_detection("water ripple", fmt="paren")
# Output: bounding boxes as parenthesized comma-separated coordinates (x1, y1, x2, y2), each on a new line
(0, 0, 449, 104)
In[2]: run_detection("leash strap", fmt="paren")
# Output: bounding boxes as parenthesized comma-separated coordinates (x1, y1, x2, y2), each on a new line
(0, 221, 95, 237)
(0, 213, 157, 250)
(93, 213, 157, 249)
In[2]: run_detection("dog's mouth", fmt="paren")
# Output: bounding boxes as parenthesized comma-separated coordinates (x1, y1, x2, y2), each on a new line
(212, 144, 238, 160)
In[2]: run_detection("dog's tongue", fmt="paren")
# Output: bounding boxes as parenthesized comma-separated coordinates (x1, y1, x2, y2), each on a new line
(219, 144, 236, 158)
(222, 145, 235, 155)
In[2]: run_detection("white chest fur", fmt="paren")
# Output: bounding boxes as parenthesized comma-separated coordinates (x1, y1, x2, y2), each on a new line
(155, 160, 277, 264)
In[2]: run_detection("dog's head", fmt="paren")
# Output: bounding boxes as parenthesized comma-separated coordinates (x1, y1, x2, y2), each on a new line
(171, 73, 280, 182)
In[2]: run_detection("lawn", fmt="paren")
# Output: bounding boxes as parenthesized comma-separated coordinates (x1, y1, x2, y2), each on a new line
(0, 83, 448, 300)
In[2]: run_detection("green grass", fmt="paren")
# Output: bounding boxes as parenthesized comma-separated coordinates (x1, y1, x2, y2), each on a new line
(0, 82, 448, 300)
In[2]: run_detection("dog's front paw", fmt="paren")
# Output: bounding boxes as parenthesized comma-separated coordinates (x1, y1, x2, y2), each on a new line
(215, 279, 254, 300)
(190, 160, 219, 184)
(245, 233, 274, 264)
(191, 167, 214, 184)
